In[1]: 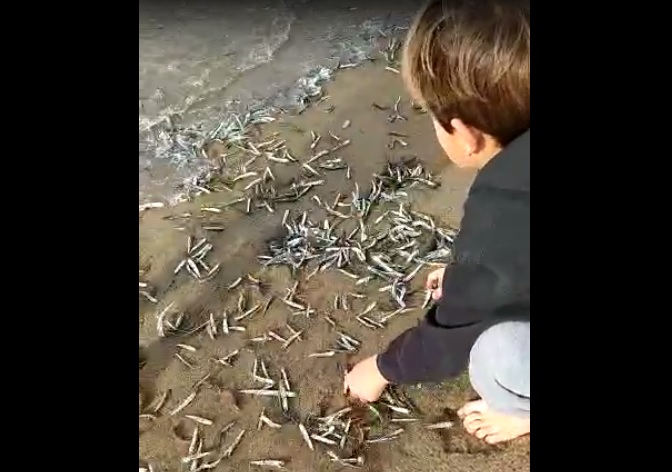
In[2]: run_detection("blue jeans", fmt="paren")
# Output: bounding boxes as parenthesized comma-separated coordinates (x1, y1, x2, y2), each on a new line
(469, 321, 530, 417)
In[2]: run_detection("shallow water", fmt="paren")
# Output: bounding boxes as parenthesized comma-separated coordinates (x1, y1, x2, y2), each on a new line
(138, 0, 417, 204)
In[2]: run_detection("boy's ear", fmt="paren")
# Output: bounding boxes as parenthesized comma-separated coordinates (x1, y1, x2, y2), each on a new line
(450, 118, 484, 156)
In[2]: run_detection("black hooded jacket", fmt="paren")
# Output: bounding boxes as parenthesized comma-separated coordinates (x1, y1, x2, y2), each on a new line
(377, 130, 530, 384)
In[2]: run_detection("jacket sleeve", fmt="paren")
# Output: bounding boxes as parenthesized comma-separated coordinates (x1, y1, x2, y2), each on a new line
(376, 185, 530, 384)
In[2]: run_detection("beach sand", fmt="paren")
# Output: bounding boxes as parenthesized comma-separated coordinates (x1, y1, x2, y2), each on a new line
(139, 62, 530, 472)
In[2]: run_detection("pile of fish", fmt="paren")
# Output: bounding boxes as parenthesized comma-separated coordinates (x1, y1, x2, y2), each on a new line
(174, 236, 221, 282)
(290, 386, 454, 468)
(260, 161, 457, 309)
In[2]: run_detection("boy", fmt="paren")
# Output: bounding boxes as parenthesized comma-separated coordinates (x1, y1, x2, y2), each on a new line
(343, 0, 530, 445)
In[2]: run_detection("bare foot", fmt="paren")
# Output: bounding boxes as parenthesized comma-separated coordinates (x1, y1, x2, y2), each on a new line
(457, 400, 530, 444)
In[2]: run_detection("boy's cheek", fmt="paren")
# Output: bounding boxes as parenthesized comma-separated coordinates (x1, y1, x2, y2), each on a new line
(433, 120, 466, 165)
(449, 154, 480, 169)
(440, 146, 472, 168)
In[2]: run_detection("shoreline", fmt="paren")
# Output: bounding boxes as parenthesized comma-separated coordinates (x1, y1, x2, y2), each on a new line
(139, 30, 408, 207)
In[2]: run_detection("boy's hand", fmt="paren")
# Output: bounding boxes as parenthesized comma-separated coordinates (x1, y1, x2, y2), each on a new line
(343, 355, 389, 403)
(426, 266, 446, 300)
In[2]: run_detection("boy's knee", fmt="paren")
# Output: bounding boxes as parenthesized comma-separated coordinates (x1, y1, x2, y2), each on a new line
(471, 321, 529, 356)
(469, 321, 530, 396)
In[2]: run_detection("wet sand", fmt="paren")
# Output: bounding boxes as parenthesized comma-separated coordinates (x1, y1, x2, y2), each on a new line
(139, 62, 530, 471)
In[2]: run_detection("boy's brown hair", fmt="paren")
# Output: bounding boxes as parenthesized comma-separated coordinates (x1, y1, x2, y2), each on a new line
(402, 0, 530, 146)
